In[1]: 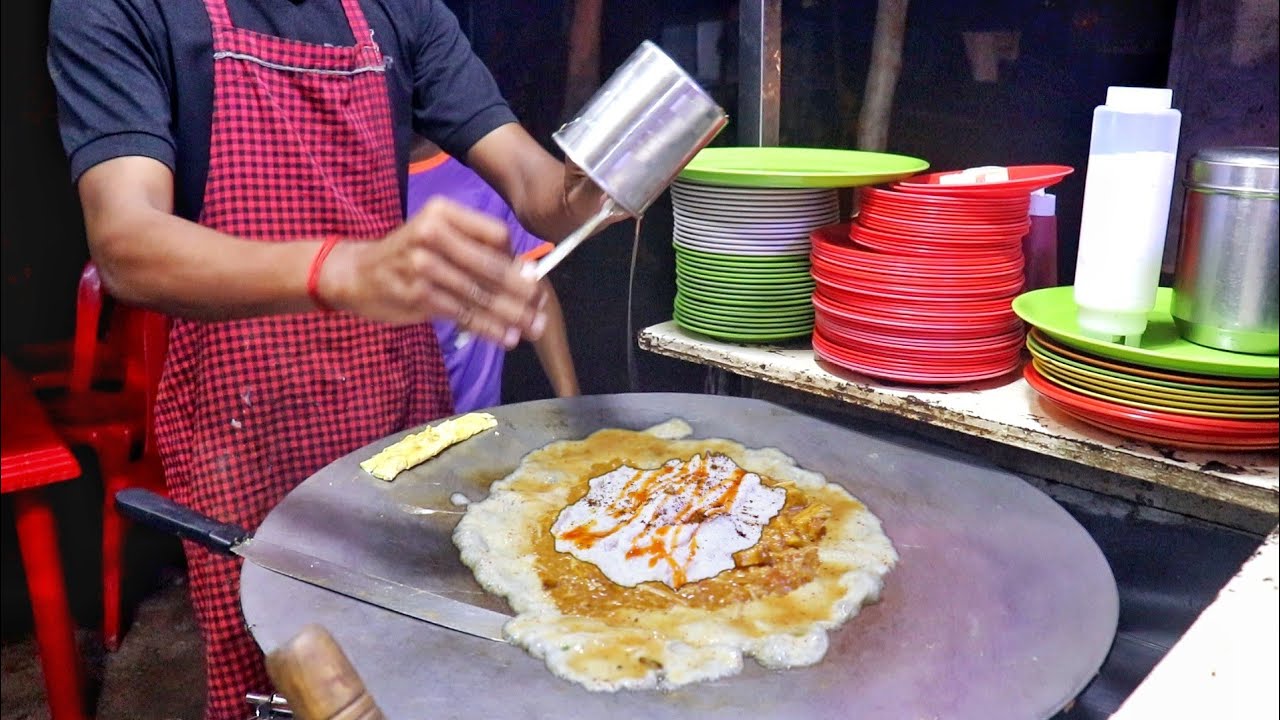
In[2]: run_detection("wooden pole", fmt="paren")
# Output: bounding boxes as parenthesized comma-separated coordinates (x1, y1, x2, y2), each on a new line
(561, 0, 604, 121)
(857, 0, 910, 151)
(738, 0, 783, 146)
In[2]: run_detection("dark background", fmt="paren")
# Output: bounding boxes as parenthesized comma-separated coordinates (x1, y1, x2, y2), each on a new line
(4, 0, 1277, 399)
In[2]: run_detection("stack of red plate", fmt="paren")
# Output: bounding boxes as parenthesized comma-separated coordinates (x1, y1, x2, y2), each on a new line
(854, 186, 1031, 256)
(810, 219, 1027, 385)
(808, 166, 1074, 385)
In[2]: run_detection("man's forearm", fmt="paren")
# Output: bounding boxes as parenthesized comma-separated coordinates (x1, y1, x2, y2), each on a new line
(491, 153, 582, 242)
(466, 124, 602, 242)
(78, 155, 552, 337)
(79, 156, 328, 321)
(89, 204, 325, 321)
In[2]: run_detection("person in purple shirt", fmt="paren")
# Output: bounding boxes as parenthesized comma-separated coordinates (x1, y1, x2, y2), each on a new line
(409, 137, 580, 412)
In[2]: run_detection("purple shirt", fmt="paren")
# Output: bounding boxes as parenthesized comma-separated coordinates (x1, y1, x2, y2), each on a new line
(407, 154, 550, 413)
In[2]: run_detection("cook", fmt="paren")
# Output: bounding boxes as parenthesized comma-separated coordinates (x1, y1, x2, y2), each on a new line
(47, 0, 610, 717)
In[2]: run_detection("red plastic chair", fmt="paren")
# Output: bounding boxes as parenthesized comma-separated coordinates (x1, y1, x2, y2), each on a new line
(42, 264, 146, 483)
(39, 262, 171, 650)
(99, 309, 169, 651)
(11, 262, 129, 392)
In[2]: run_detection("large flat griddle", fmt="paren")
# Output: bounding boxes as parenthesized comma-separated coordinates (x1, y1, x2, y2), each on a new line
(241, 393, 1117, 719)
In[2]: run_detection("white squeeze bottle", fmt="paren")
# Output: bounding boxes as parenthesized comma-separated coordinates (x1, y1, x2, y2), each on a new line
(1073, 86, 1181, 345)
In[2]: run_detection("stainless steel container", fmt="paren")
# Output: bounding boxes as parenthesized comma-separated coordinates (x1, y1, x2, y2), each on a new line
(552, 40, 728, 217)
(1172, 146, 1279, 355)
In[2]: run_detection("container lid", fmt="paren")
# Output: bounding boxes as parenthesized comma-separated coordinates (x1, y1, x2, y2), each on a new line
(1029, 189, 1056, 216)
(1186, 146, 1280, 195)
(1104, 86, 1173, 112)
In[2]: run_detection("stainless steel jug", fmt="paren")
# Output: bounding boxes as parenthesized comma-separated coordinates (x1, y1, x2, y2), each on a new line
(1172, 146, 1279, 355)
(533, 41, 728, 278)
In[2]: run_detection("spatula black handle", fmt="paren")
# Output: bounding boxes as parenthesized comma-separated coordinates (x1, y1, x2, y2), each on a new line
(115, 488, 249, 555)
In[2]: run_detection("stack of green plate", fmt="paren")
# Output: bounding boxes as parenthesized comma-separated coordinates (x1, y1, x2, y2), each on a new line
(1013, 287, 1279, 450)
(673, 244, 815, 342)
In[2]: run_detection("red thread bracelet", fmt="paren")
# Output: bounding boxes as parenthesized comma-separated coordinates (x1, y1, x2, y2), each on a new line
(307, 236, 341, 312)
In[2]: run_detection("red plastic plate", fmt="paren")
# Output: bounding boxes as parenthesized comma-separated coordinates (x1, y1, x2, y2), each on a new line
(894, 164, 1075, 197)
(1023, 364, 1279, 437)
(816, 313, 1025, 351)
(811, 261, 1025, 295)
(1051, 409, 1279, 451)
(849, 221, 1025, 250)
(858, 212, 1030, 239)
(814, 286, 1018, 318)
(861, 186, 1032, 211)
(858, 201, 1030, 227)
(813, 227, 1024, 272)
(812, 266, 1026, 300)
(812, 292, 1023, 338)
(814, 332, 1023, 385)
(819, 248, 1024, 275)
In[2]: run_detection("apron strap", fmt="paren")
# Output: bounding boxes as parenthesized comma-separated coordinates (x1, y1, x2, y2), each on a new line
(202, 0, 233, 31)
(338, 0, 377, 50)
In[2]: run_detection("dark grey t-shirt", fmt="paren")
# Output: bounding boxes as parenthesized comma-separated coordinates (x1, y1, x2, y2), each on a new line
(47, 0, 518, 220)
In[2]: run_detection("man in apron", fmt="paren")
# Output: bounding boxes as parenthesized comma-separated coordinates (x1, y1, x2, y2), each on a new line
(48, 1, 606, 716)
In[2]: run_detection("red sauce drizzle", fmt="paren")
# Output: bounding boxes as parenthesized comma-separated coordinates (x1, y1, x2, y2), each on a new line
(559, 455, 754, 589)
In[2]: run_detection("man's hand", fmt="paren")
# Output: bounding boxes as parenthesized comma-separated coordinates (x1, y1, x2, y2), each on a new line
(562, 158, 624, 226)
(319, 197, 547, 348)
(468, 124, 628, 242)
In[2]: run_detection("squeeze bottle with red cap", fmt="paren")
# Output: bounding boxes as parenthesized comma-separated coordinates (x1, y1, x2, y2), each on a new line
(1072, 86, 1181, 345)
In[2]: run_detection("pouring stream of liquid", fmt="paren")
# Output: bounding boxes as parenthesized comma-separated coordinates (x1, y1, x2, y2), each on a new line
(626, 216, 643, 391)
(529, 199, 645, 392)
(531, 200, 621, 280)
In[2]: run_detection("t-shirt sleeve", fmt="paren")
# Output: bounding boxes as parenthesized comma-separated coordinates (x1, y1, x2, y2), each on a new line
(506, 206, 552, 260)
(47, 0, 175, 182)
(411, 0, 518, 158)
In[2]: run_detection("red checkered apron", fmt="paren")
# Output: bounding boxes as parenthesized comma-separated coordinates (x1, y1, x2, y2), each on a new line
(153, 1, 452, 717)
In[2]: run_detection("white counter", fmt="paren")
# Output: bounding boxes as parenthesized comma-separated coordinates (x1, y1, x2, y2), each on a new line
(1112, 528, 1279, 719)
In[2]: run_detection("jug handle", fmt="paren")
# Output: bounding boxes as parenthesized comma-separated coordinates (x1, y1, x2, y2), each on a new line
(532, 199, 622, 280)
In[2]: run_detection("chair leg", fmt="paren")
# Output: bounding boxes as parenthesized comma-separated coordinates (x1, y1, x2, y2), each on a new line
(102, 476, 125, 652)
(13, 490, 88, 720)
(93, 441, 131, 483)
(87, 441, 133, 652)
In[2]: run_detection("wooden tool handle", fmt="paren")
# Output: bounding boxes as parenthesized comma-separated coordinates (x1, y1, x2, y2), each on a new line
(265, 624, 386, 720)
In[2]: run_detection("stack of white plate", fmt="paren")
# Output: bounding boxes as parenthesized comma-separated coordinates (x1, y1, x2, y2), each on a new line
(670, 181, 838, 342)
(671, 182, 840, 255)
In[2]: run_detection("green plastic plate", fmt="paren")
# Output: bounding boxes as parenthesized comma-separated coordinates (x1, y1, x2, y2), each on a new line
(676, 279, 814, 300)
(673, 295, 814, 324)
(676, 261, 809, 281)
(673, 312, 813, 343)
(673, 246, 810, 268)
(1012, 287, 1279, 379)
(674, 284, 813, 309)
(675, 260, 812, 284)
(1030, 359, 1275, 420)
(1027, 348, 1277, 411)
(675, 292, 814, 313)
(678, 147, 929, 189)
(1026, 333, 1277, 398)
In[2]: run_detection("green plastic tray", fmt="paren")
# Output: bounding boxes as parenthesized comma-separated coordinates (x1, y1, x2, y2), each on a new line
(678, 147, 929, 189)
(1012, 287, 1279, 379)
